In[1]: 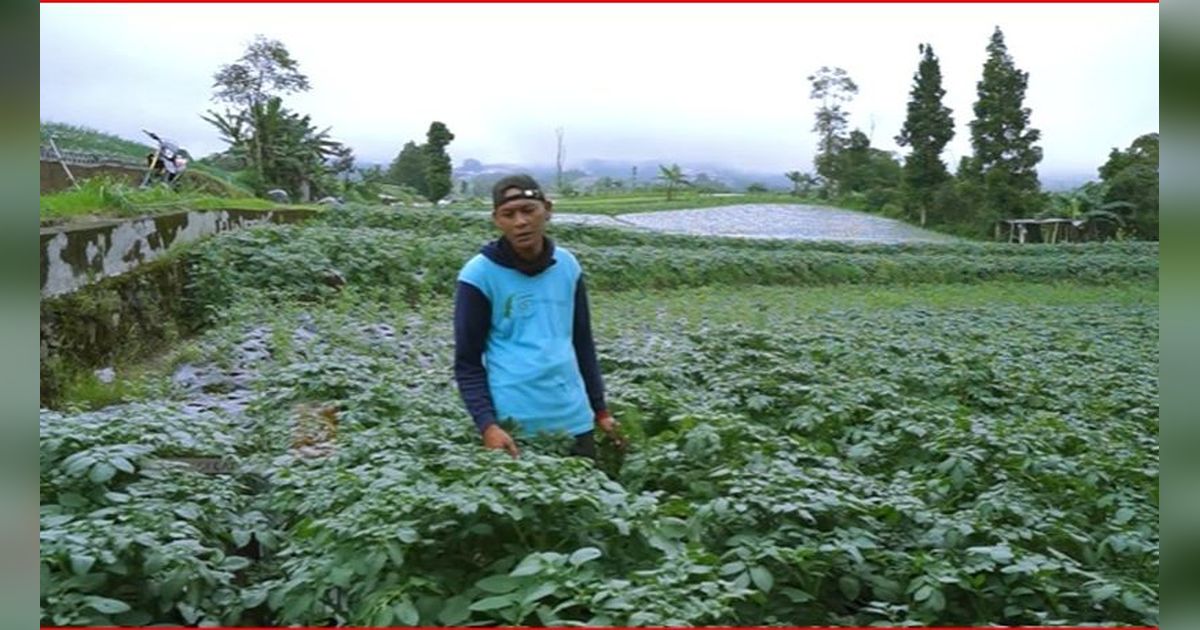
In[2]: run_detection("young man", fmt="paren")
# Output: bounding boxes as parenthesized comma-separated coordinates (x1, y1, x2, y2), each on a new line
(453, 174, 620, 459)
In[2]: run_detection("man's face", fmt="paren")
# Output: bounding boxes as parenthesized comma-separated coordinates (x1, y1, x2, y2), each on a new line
(492, 188, 552, 251)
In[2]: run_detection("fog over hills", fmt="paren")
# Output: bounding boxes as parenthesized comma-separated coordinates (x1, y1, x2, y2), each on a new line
(431, 158, 1093, 193)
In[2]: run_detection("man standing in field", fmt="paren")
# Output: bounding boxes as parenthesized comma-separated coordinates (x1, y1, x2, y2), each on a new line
(454, 174, 620, 459)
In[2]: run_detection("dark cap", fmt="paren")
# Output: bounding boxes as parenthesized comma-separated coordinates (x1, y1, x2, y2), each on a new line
(492, 174, 546, 209)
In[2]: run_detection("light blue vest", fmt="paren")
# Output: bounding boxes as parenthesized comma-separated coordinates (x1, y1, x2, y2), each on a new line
(457, 247, 593, 436)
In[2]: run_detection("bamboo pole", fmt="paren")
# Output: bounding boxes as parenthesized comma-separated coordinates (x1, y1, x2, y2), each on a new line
(47, 136, 78, 189)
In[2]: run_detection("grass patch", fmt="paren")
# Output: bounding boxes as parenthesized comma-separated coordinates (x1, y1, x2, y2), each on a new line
(593, 280, 1159, 332)
(40, 176, 303, 222)
(453, 191, 813, 216)
(41, 119, 262, 217)
(57, 363, 172, 412)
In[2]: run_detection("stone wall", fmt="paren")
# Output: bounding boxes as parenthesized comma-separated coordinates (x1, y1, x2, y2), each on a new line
(40, 253, 196, 407)
(41, 208, 316, 298)
(39, 208, 318, 407)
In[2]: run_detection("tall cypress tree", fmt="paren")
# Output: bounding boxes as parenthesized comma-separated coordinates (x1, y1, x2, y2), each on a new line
(896, 43, 954, 227)
(967, 26, 1043, 222)
(423, 121, 456, 204)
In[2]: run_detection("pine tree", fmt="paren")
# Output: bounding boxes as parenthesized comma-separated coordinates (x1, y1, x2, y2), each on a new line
(967, 26, 1044, 222)
(896, 43, 954, 227)
(423, 122, 456, 204)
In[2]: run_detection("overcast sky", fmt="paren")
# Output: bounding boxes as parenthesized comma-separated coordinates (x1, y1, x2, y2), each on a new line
(40, 3, 1157, 177)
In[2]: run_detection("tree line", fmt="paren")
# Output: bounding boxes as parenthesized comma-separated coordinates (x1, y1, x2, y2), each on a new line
(201, 32, 1156, 240)
(201, 36, 458, 205)
(796, 27, 1158, 240)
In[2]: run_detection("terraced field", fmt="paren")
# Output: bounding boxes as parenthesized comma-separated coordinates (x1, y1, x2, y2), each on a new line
(40, 205, 1158, 626)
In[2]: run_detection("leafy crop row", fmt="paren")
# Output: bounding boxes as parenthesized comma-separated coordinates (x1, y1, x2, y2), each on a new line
(184, 206, 1156, 320)
(41, 280, 1158, 625)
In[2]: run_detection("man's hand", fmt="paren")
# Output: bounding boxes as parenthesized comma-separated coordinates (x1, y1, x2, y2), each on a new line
(595, 411, 626, 450)
(482, 423, 519, 458)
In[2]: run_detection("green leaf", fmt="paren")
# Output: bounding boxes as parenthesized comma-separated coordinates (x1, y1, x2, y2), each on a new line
(521, 582, 558, 605)
(84, 596, 131, 615)
(64, 454, 96, 476)
(221, 556, 251, 572)
(329, 566, 354, 587)
(58, 492, 86, 508)
(475, 574, 520, 594)
(70, 554, 96, 576)
(104, 491, 130, 504)
(232, 529, 253, 548)
(143, 552, 167, 574)
(568, 546, 602, 566)
(241, 586, 269, 609)
(162, 570, 187, 601)
(732, 571, 751, 591)
(989, 545, 1014, 564)
(914, 584, 933, 602)
(283, 592, 313, 621)
(838, 575, 861, 601)
(385, 541, 405, 567)
(510, 555, 543, 577)
(927, 588, 946, 612)
(719, 561, 746, 576)
(749, 565, 774, 593)
(780, 587, 813, 603)
(177, 601, 200, 624)
(1089, 583, 1120, 602)
(372, 604, 394, 626)
(847, 442, 873, 459)
(469, 594, 517, 612)
(110, 456, 135, 473)
(535, 604, 559, 625)
(88, 462, 116, 484)
(658, 517, 689, 539)
(394, 598, 420, 625)
(1113, 506, 1136, 525)
(438, 595, 472, 625)
(1121, 591, 1148, 613)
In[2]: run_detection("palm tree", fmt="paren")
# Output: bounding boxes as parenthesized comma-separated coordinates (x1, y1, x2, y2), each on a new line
(1041, 181, 1132, 241)
(657, 163, 690, 201)
(205, 97, 343, 198)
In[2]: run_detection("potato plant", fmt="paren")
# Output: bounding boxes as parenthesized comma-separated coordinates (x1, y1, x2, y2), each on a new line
(41, 205, 1157, 625)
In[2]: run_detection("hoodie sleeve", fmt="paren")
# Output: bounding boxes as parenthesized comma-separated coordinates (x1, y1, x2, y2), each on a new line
(454, 280, 497, 433)
(572, 275, 607, 415)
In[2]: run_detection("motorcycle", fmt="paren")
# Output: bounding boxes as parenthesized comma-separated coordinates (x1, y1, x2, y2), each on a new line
(140, 129, 190, 188)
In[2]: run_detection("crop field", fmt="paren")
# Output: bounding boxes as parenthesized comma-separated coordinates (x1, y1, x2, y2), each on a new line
(40, 206, 1158, 626)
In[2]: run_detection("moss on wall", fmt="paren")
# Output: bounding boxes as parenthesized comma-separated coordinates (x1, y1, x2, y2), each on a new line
(40, 250, 202, 408)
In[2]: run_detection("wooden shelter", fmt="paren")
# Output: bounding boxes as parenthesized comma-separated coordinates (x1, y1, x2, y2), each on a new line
(995, 218, 1089, 244)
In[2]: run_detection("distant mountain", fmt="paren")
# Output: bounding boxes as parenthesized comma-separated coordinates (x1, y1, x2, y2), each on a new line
(1040, 171, 1096, 192)
(450, 157, 1092, 194)
(453, 157, 792, 192)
